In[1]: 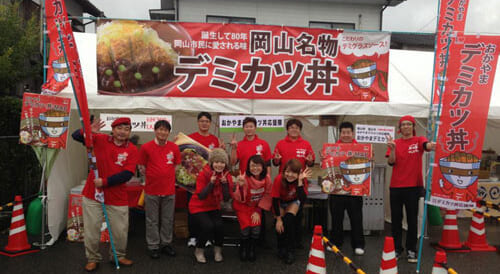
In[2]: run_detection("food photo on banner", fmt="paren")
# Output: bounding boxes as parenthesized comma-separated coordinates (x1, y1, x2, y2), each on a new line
(174, 133, 211, 193)
(320, 143, 372, 196)
(95, 19, 390, 101)
(429, 34, 500, 210)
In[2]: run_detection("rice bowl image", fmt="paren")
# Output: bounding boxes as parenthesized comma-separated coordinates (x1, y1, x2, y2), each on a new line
(96, 20, 193, 96)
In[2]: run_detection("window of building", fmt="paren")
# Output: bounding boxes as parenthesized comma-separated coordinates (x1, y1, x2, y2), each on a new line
(309, 21, 355, 30)
(206, 15, 256, 24)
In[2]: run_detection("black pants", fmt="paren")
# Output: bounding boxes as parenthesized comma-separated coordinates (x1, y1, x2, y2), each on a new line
(192, 210, 224, 248)
(329, 195, 365, 249)
(389, 187, 421, 253)
(186, 192, 196, 238)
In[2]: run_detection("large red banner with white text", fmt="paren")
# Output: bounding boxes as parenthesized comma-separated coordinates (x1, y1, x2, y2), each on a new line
(96, 19, 390, 101)
(429, 35, 500, 209)
(432, 0, 470, 105)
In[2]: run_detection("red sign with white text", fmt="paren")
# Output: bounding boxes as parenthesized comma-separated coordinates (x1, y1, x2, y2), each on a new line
(429, 35, 500, 209)
(96, 19, 390, 101)
(320, 143, 372, 196)
(432, 0, 470, 105)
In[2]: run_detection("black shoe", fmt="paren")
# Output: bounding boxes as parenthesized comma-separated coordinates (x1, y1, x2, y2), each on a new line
(284, 251, 295, 265)
(162, 245, 176, 257)
(239, 239, 248, 262)
(247, 239, 256, 262)
(149, 249, 160, 259)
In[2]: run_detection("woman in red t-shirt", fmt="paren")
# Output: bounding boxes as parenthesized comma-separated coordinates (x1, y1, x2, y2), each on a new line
(188, 148, 233, 264)
(271, 159, 311, 264)
(232, 155, 272, 262)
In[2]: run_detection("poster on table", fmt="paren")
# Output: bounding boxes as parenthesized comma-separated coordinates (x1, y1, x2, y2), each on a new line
(19, 93, 71, 149)
(355, 124, 394, 144)
(429, 35, 500, 210)
(219, 115, 284, 132)
(174, 133, 211, 192)
(95, 19, 390, 101)
(99, 113, 172, 132)
(320, 143, 372, 196)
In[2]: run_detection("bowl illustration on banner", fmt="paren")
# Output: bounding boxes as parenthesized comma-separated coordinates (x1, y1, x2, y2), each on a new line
(339, 157, 371, 185)
(347, 59, 376, 88)
(97, 20, 194, 96)
(39, 110, 70, 137)
(439, 152, 480, 189)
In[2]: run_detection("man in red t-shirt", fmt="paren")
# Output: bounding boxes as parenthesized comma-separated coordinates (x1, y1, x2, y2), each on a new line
(230, 117, 272, 174)
(273, 118, 315, 173)
(72, 117, 138, 271)
(386, 115, 435, 263)
(326, 121, 366, 256)
(188, 112, 225, 150)
(139, 120, 180, 259)
(186, 112, 224, 247)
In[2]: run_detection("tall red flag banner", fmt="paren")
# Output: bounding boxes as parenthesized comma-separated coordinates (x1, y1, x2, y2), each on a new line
(320, 143, 372, 196)
(41, 0, 73, 95)
(96, 19, 390, 101)
(19, 93, 71, 149)
(429, 35, 500, 209)
(44, 0, 93, 147)
(432, 0, 470, 105)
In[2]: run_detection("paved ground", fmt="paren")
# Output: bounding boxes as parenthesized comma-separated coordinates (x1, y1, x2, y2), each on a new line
(1, 211, 499, 274)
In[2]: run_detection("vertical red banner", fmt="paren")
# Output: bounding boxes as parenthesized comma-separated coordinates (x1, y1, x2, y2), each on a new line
(432, 0, 470, 105)
(429, 35, 500, 209)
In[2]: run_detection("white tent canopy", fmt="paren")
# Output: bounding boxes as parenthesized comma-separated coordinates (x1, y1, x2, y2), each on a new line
(45, 32, 500, 243)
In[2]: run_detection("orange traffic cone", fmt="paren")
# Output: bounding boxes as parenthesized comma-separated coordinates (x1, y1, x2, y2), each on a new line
(379, 237, 397, 274)
(0, 196, 40, 257)
(435, 209, 469, 252)
(313, 225, 323, 236)
(431, 251, 448, 274)
(306, 235, 326, 274)
(464, 206, 496, 251)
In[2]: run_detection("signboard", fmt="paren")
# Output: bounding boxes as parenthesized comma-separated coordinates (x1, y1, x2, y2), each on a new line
(219, 115, 284, 132)
(96, 19, 390, 101)
(100, 113, 172, 132)
(19, 93, 71, 149)
(320, 143, 372, 196)
(355, 124, 394, 144)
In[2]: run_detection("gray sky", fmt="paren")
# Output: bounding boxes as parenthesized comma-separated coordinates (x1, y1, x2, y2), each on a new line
(88, 0, 500, 34)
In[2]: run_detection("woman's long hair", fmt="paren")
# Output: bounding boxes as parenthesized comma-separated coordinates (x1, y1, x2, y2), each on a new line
(281, 158, 302, 188)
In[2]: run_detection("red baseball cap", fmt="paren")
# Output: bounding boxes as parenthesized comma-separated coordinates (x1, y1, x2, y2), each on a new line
(111, 117, 131, 128)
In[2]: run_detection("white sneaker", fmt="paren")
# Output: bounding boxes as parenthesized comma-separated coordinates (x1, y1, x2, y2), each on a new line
(205, 240, 212, 247)
(214, 246, 223, 262)
(194, 248, 206, 264)
(187, 237, 196, 247)
(354, 248, 365, 255)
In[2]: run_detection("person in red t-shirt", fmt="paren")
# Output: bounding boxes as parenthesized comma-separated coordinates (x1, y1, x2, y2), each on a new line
(272, 118, 314, 249)
(273, 118, 315, 173)
(188, 148, 233, 263)
(230, 117, 272, 174)
(72, 117, 138, 271)
(272, 159, 311, 264)
(186, 112, 224, 248)
(324, 121, 366, 256)
(232, 155, 272, 262)
(386, 115, 435, 263)
(138, 120, 180, 259)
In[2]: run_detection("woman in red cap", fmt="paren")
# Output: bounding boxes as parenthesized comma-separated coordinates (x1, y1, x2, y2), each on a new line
(72, 117, 138, 271)
(232, 155, 272, 262)
(385, 115, 435, 263)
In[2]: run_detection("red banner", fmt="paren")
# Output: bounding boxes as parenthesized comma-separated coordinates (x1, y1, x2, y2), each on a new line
(96, 19, 390, 101)
(41, 0, 73, 95)
(432, 0, 470, 105)
(320, 143, 372, 196)
(19, 93, 71, 149)
(429, 35, 500, 209)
